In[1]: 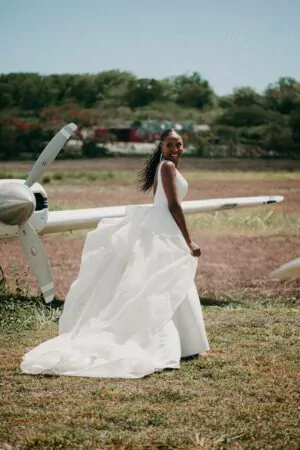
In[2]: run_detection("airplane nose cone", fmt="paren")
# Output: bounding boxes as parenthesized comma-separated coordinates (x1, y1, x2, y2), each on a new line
(0, 182, 36, 225)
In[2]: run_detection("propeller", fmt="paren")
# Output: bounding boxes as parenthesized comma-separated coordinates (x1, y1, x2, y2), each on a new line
(25, 123, 77, 188)
(0, 123, 77, 302)
(19, 221, 54, 303)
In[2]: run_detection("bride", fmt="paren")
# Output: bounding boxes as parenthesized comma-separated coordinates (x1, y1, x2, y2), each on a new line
(21, 129, 209, 378)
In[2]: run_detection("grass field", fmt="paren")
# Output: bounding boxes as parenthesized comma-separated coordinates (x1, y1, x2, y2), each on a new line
(0, 158, 299, 449)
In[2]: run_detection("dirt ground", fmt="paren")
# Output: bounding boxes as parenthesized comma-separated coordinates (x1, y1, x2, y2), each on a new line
(1, 159, 299, 301)
(2, 156, 300, 172)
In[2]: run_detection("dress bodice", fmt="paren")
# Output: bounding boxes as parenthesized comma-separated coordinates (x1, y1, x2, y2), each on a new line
(153, 161, 188, 206)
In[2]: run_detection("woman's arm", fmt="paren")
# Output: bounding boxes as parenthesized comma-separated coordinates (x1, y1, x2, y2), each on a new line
(161, 161, 201, 257)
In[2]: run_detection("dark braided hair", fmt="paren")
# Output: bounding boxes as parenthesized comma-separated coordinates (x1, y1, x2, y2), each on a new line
(139, 128, 175, 192)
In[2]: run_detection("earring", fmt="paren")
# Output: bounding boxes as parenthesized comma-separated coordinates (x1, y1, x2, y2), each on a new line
(159, 153, 164, 162)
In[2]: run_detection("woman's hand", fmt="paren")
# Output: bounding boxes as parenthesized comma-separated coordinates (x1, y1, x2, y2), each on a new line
(188, 241, 201, 257)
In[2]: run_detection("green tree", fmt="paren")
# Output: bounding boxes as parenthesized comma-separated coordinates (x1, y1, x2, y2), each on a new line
(17, 74, 52, 109)
(126, 78, 165, 108)
(218, 94, 233, 109)
(289, 106, 300, 150)
(262, 122, 295, 155)
(0, 76, 13, 108)
(264, 77, 300, 114)
(232, 87, 263, 107)
(217, 105, 273, 127)
(171, 72, 215, 109)
(45, 74, 76, 104)
(69, 76, 98, 107)
(95, 70, 136, 105)
(0, 122, 25, 160)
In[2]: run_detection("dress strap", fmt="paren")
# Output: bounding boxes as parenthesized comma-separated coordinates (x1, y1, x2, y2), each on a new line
(153, 161, 165, 202)
(157, 160, 164, 185)
(157, 160, 169, 191)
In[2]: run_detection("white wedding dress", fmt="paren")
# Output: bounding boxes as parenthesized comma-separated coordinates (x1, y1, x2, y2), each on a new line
(21, 162, 209, 378)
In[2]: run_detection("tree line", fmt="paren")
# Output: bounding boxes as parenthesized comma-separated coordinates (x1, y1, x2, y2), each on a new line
(0, 71, 299, 159)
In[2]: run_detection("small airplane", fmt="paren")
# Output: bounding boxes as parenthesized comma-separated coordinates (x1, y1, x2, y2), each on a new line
(0, 123, 291, 304)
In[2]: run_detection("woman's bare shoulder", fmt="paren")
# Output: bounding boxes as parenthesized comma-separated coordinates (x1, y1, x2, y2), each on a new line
(161, 160, 176, 176)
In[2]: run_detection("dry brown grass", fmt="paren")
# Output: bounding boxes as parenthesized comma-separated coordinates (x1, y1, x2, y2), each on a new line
(0, 160, 299, 449)
(1, 156, 300, 172)
(1, 163, 299, 300)
(0, 299, 299, 449)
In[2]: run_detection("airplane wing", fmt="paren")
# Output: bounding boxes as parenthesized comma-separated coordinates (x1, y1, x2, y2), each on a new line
(42, 195, 284, 235)
(271, 257, 300, 280)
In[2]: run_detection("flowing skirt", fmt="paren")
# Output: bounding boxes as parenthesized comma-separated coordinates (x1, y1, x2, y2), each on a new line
(21, 205, 209, 378)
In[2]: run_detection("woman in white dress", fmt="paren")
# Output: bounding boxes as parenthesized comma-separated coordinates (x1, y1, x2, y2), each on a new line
(21, 129, 209, 379)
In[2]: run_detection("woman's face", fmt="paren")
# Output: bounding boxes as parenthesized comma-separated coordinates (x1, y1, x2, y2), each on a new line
(161, 132, 183, 166)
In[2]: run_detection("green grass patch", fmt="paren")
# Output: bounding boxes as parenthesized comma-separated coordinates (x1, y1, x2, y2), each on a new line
(0, 170, 16, 179)
(0, 291, 299, 449)
(1, 169, 299, 184)
(0, 170, 137, 184)
(0, 282, 62, 334)
(188, 208, 300, 235)
(186, 170, 300, 181)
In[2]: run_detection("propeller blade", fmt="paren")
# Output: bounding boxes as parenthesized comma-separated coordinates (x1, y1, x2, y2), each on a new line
(25, 123, 77, 188)
(19, 221, 54, 303)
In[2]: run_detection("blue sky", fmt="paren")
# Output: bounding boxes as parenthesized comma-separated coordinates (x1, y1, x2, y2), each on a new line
(0, 0, 299, 95)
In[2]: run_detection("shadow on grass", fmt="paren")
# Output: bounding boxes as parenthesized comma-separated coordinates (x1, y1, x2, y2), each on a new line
(1, 287, 297, 313)
(0, 291, 237, 309)
(0, 287, 243, 310)
(0, 291, 64, 309)
(199, 296, 246, 308)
